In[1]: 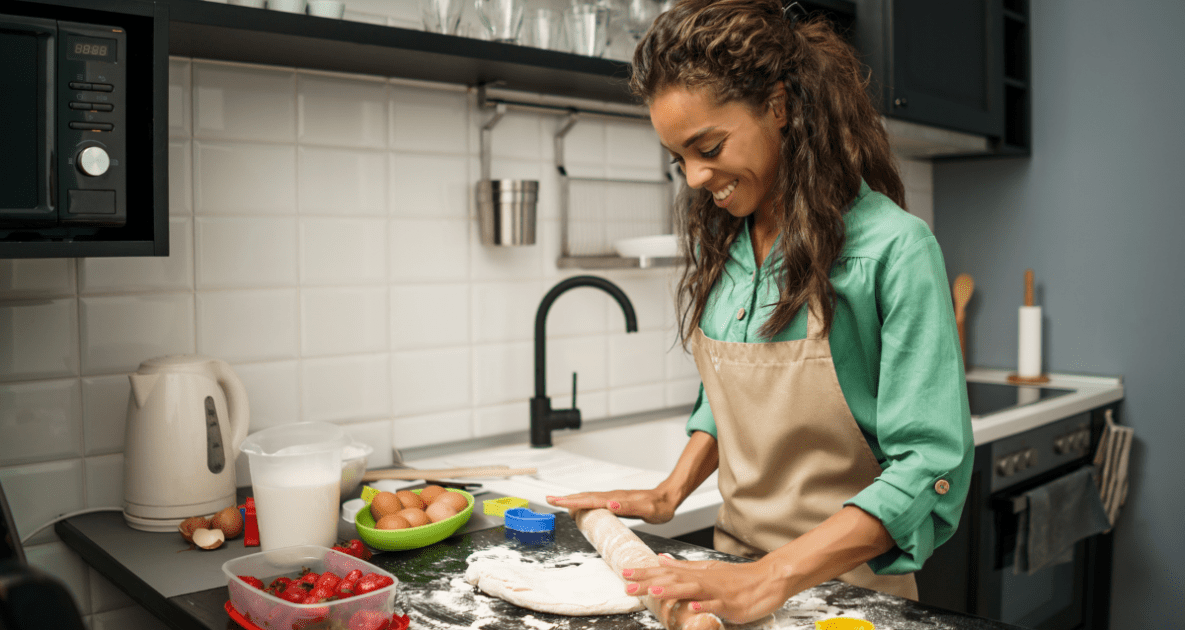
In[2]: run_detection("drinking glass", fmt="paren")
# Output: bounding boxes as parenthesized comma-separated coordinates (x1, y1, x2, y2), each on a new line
(623, 0, 660, 40)
(524, 8, 562, 50)
(566, 2, 610, 57)
(421, 0, 465, 34)
(476, 0, 526, 43)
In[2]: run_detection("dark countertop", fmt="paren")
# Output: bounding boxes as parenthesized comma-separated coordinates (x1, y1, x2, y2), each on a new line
(58, 506, 1026, 630)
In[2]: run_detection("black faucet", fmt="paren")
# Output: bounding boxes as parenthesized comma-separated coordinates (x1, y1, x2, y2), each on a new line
(531, 275, 638, 447)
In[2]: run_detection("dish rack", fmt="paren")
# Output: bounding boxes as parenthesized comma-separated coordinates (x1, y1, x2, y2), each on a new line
(478, 86, 681, 269)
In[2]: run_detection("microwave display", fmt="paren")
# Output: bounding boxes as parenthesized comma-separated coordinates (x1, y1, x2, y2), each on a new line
(67, 35, 117, 61)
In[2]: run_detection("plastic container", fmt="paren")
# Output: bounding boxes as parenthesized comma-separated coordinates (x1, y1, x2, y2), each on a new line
(223, 545, 397, 630)
(340, 441, 374, 498)
(354, 487, 474, 551)
(241, 422, 347, 551)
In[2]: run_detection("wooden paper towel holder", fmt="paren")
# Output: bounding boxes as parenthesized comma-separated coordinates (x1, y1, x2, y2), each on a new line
(1008, 268, 1050, 384)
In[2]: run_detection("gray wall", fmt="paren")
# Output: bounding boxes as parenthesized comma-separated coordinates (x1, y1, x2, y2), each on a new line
(933, 0, 1185, 625)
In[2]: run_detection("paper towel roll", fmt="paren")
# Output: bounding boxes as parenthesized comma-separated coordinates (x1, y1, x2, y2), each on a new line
(1018, 305, 1042, 377)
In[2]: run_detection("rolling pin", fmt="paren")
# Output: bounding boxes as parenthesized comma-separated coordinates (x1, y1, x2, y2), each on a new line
(573, 508, 724, 630)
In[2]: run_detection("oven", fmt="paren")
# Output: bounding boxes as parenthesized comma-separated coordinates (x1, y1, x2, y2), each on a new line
(917, 382, 1116, 630)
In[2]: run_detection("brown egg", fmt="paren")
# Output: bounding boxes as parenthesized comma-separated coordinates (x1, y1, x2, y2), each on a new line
(419, 485, 448, 504)
(395, 490, 425, 510)
(435, 491, 468, 512)
(375, 514, 412, 530)
(397, 508, 431, 528)
(425, 501, 458, 523)
(369, 491, 402, 520)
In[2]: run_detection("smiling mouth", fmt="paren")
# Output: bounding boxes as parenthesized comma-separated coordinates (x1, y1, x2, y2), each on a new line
(712, 180, 737, 201)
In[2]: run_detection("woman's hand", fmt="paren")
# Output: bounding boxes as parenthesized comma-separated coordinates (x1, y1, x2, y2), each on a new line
(545, 488, 679, 524)
(622, 555, 789, 624)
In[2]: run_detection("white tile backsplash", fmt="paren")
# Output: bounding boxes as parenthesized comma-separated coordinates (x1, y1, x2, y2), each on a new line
(390, 83, 469, 154)
(300, 218, 388, 285)
(168, 58, 191, 138)
(0, 258, 74, 298)
(196, 216, 299, 288)
(0, 378, 82, 466)
(298, 72, 389, 148)
(193, 141, 297, 215)
(391, 346, 472, 415)
(300, 286, 389, 356)
(81, 375, 132, 456)
(193, 62, 296, 142)
(197, 289, 299, 362)
(0, 298, 79, 381)
(390, 283, 469, 349)
(80, 294, 196, 375)
(301, 353, 391, 422)
(83, 453, 124, 508)
(0, 459, 85, 544)
(169, 140, 194, 215)
(229, 360, 300, 432)
(298, 147, 388, 216)
(390, 152, 469, 218)
(80, 218, 194, 294)
(389, 218, 471, 282)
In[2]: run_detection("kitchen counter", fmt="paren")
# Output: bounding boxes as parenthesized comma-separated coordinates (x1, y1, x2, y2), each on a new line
(966, 368, 1124, 445)
(58, 508, 1026, 630)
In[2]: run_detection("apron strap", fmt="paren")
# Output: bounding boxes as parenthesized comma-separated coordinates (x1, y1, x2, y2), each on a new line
(805, 296, 826, 341)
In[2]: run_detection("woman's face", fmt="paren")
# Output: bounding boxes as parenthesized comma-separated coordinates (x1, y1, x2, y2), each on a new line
(649, 85, 786, 220)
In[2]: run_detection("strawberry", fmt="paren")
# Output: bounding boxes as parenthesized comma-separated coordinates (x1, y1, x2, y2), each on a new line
(332, 544, 351, 556)
(298, 571, 319, 585)
(354, 573, 394, 595)
(347, 610, 391, 630)
(237, 575, 265, 590)
(279, 582, 309, 603)
(346, 539, 372, 561)
(390, 613, 410, 630)
(268, 576, 292, 594)
(335, 569, 363, 599)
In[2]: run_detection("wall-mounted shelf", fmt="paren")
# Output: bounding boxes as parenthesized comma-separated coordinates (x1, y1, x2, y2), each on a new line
(558, 255, 682, 270)
(165, 0, 634, 103)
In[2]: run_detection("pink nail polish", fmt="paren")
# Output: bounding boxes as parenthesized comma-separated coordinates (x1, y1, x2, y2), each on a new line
(626, 583, 639, 594)
(622, 568, 634, 578)
(608, 501, 621, 510)
(691, 602, 702, 612)
(650, 586, 664, 596)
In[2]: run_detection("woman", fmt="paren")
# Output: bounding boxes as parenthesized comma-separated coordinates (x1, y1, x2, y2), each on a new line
(546, 0, 974, 623)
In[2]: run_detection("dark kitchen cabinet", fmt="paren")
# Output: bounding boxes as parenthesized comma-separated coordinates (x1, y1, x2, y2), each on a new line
(855, 0, 1031, 155)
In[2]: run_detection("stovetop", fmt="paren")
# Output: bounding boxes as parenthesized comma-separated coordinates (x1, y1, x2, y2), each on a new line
(967, 381, 1073, 419)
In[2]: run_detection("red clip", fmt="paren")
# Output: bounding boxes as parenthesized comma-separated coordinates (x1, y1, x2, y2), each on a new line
(244, 497, 260, 547)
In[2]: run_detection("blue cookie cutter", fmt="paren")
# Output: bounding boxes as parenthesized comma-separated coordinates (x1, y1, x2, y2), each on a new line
(503, 507, 556, 533)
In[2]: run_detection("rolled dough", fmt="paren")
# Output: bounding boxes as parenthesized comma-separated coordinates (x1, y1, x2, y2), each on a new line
(464, 550, 645, 616)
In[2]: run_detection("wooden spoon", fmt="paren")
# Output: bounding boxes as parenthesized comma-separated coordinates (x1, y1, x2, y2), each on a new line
(952, 273, 974, 370)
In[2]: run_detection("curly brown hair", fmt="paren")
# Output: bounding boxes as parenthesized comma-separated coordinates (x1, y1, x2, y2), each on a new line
(631, 0, 905, 343)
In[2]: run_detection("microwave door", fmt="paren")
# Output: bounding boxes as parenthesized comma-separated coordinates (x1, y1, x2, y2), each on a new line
(0, 15, 57, 226)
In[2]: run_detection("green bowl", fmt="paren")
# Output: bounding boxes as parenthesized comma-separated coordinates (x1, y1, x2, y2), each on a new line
(354, 488, 474, 551)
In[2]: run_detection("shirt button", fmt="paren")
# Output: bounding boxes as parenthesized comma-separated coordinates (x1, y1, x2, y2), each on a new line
(737, 308, 746, 321)
(934, 479, 950, 495)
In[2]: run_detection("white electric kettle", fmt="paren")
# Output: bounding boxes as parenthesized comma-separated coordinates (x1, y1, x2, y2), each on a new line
(122, 355, 249, 532)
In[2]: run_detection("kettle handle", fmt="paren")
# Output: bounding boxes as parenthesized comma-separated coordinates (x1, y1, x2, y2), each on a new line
(211, 359, 250, 461)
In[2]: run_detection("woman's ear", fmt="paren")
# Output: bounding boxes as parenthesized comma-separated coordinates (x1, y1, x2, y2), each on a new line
(768, 83, 788, 127)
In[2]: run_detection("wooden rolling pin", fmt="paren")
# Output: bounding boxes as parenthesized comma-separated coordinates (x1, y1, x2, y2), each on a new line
(573, 508, 724, 630)
(359, 466, 536, 482)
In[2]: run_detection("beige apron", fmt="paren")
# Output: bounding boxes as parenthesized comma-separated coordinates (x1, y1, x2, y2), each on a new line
(691, 300, 917, 600)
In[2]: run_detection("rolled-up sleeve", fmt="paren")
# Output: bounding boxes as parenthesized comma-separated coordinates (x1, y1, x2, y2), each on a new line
(685, 384, 719, 438)
(844, 235, 974, 574)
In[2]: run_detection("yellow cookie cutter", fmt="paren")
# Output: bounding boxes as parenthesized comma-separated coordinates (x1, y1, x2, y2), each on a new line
(483, 496, 529, 517)
(816, 618, 874, 630)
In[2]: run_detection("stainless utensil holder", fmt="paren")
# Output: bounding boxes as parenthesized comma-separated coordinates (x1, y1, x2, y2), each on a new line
(477, 102, 539, 246)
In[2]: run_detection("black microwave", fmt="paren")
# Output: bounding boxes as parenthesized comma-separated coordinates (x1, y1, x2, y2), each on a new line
(0, 0, 167, 258)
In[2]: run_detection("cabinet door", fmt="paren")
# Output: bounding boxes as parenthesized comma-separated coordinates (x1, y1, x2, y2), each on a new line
(887, 0, 1003, 138)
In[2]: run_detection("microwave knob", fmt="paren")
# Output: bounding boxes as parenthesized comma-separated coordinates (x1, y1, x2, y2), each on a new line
(77, 146, 111, 177)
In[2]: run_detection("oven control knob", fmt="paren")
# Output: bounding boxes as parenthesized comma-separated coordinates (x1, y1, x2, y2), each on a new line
(1054, 436, 1069, 455)
(996, 456, 1016, 477)
(77, 146, 111, 177)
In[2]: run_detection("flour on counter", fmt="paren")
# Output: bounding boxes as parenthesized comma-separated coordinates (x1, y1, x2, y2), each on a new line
(465, 546, 646, 616)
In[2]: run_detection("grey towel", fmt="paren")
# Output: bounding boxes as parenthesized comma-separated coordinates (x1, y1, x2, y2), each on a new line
(1014, 465, 1111, 575)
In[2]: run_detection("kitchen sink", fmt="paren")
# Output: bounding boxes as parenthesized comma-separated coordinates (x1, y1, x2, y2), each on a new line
(404, 413, 723, 538)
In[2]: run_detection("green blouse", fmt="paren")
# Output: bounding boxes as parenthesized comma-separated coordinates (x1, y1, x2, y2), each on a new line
(686, 180, 974, 575)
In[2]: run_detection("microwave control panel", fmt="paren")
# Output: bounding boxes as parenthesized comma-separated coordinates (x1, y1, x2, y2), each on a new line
(57, 20, 126, 226)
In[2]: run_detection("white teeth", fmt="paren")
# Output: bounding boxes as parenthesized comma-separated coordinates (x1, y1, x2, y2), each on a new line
(712, 180, 737, 200)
